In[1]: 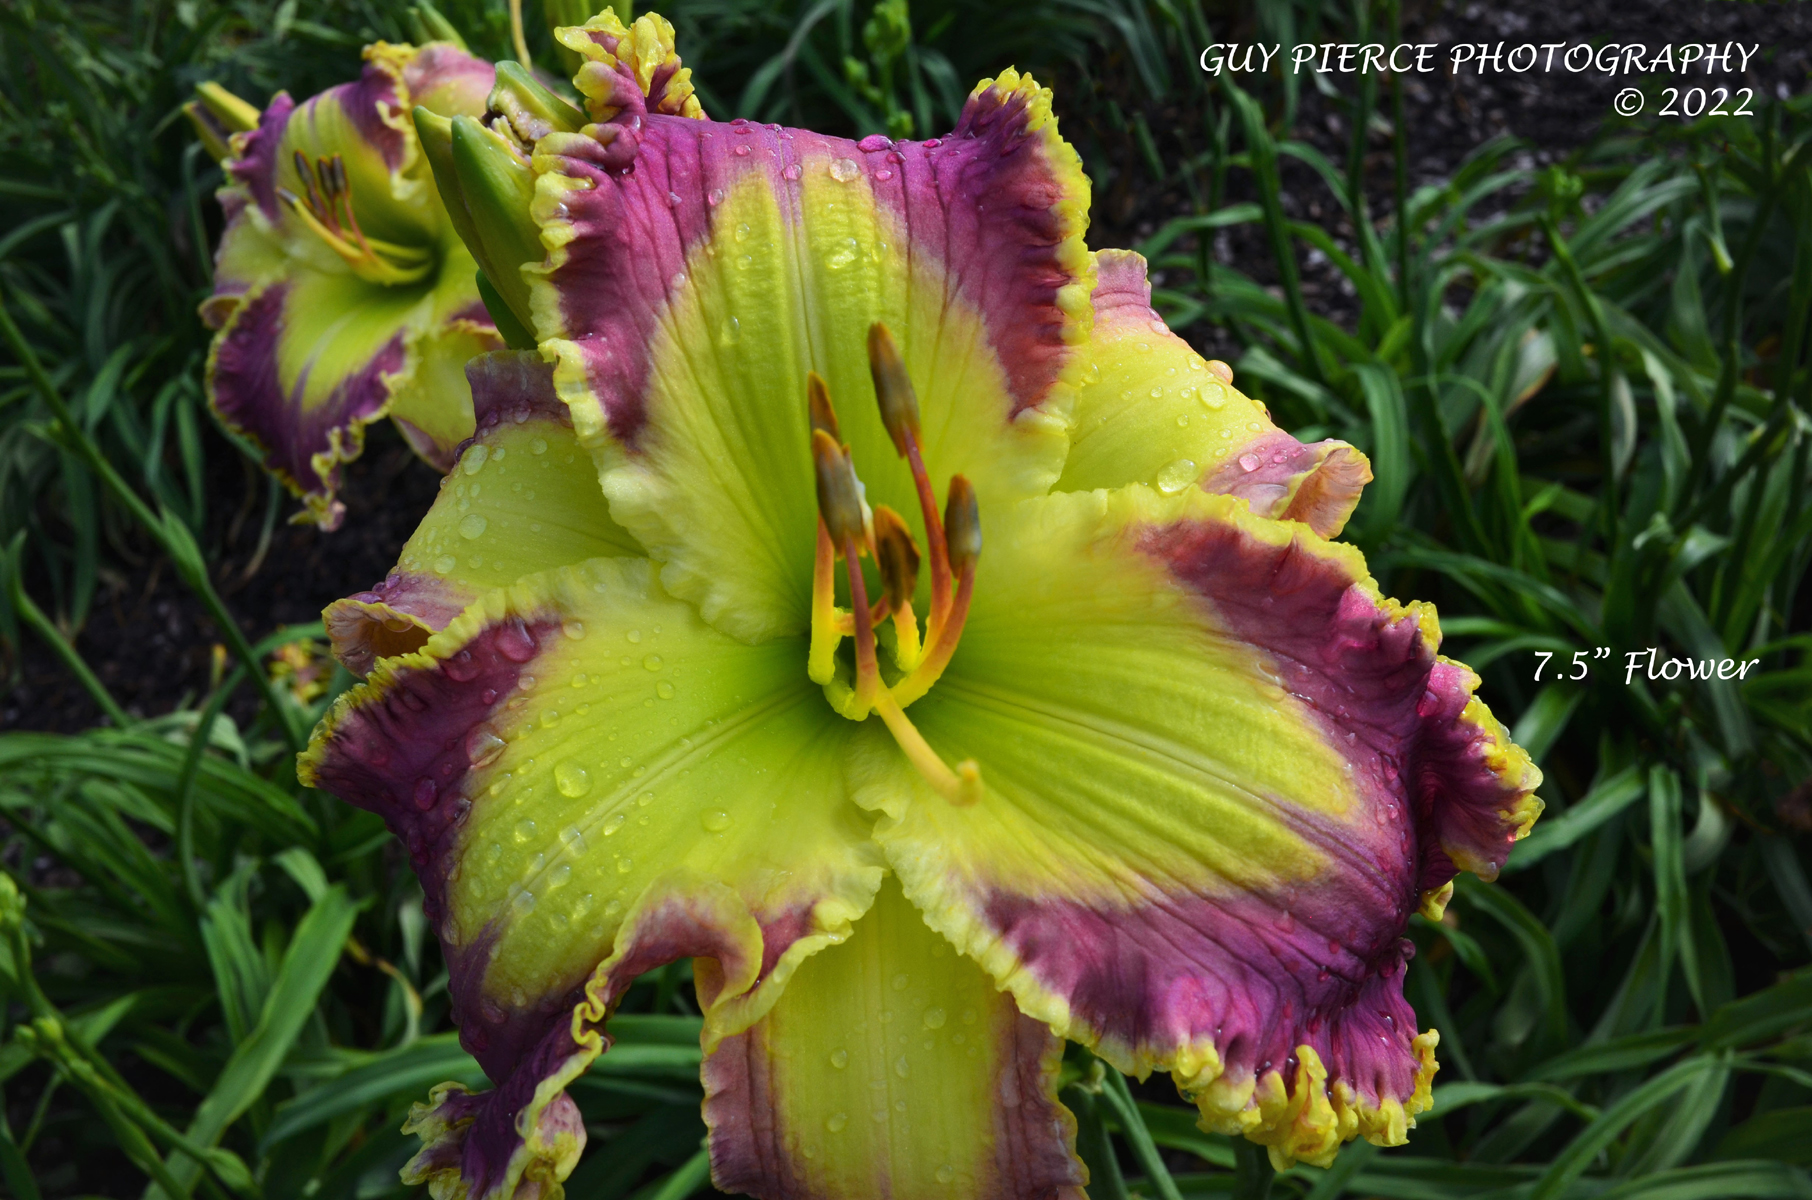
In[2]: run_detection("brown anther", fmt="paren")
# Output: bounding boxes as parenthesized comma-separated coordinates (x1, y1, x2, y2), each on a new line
(871, 505, 921, 616)
(811, 429, 865, 547)
(807, 371, 841, 443)
(867, 323, 921, 456)
(293, 150, 327, 220)
(943, 474, 981, 574)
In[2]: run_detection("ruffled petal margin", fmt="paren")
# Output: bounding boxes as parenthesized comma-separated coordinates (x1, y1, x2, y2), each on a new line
(203, 41, 499, 528)
(527, 64, 1090, 640)
(1059, 249, 1371, 538)
(325, 352, 639, 676)
(851, 486, 1539, 1167)
(302, 556, 882, 1199)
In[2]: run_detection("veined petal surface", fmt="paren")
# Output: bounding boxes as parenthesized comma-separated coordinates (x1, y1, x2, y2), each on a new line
(326, 352, 640, 676)
(853, 486, 1540, 1166)
(705, 878, 1085, 1200)
(1060, 250, 1371, 537)
(302, 557, 881, 1199)
(204, 42, 500, 528)
(529, 69, 1091, 640)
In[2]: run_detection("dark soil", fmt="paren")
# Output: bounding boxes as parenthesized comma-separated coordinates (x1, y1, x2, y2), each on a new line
(1, 422, 443, 733)
(6, 0, 1811, 735)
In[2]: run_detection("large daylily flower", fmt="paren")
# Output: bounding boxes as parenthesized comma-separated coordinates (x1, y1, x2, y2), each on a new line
(198, 42, 502, 529)
(301, 13, 1543, 1200)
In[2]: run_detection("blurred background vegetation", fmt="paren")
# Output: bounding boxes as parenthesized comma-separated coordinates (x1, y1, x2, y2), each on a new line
(1, 0, 1810, 1197)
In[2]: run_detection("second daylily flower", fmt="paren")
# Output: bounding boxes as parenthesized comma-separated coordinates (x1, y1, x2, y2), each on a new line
(195, 41, 502, 529)
(302, 12, 1542, 1200)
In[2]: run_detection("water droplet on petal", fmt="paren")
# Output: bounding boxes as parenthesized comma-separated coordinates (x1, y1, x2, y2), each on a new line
(719, 316, 740, 345)
(555, 762, 591, 798)
(829, 1048, 849, 1068)
(466, 727, 506, 767)
(893, 1056, 910, 1078)
(656, 680, 676, 699)
(1239, 453, 1263, 473)
(782, 163, 802, 181)
(701, 810, 731, 832)
(461, 444, 489, 475)
(1156, 458, 1199, 494)
(626, 629, 642, 644)
(936, 1165, 957, 1185)
(825, 1112, 848, 1133)
(829, 158, 860, 182)
(530, 437, 548, 455)
(459, 513, 488, 539)
(514, 818, 537, 843)
(643, 654, 663, 671)
(433, 555, 456, 574)
(875, 168, 893, 181)
(707, 188, 725, 206)
(734, 145, 750, 156)
(922, 1007, 946, 1029)
(601, 813, 626, 836)
(1200, 383, 1227, 410)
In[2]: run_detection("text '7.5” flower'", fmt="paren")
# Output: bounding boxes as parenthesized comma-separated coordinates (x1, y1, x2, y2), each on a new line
(301, 12, 1543, 1200)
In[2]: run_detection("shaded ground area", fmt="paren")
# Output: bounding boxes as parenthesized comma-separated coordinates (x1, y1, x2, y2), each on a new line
(5, 0, 1810, 734)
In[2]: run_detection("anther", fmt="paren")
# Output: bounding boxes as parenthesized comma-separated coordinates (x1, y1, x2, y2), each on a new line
(943, 475, 981, 575)
(872, 505, 923, 668)
(811, 429, 864, 548)
(294, 150, 329, 224)
(889, 473, 978, 709)
(867, 323, 920, 456)
(807, 370, 841, 443)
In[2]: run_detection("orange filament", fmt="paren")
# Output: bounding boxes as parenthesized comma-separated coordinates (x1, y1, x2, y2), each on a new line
(806, 360, 982, 804)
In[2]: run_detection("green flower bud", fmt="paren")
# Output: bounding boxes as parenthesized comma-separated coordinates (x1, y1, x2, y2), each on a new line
(489, 61, 586, 147)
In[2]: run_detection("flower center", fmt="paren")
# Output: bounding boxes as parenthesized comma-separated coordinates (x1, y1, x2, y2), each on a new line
(278, 151, 434, 286)
(807, 323, 983, 805)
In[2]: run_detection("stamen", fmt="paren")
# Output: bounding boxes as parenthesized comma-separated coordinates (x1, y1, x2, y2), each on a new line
(808, 519, 840, 685)
(840, 531, 881, 712)
(868, 324, 953, 636)
(889, 475, 978, 709)
(279, 152, 434, 287)
(871, 505, 923, 668)
(293, 150, 330, 226)
(808, 371, 842, 443)
(803, 362, 983, 805)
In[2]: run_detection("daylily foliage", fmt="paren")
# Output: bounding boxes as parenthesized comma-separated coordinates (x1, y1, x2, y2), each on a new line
(194, 40, 502, 529)
(300, 11, 1542, 1200)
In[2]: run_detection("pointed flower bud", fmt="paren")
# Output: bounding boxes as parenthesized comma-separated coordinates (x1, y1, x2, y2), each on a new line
(488, 61, 587, 148)
(871, 505, 921, 615)
(867, 322, 920, 457)
(419, 111, 544, 341)
(943, 474, 980, 573)
(184, 82, 261, 163)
